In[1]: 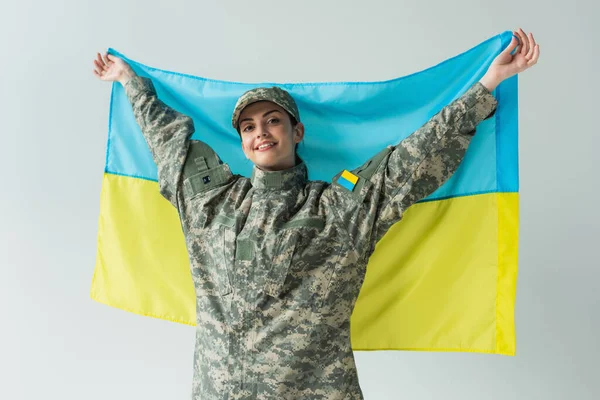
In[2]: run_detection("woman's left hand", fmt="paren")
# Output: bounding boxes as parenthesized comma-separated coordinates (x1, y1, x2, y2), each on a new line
(480, 28, 540, 91)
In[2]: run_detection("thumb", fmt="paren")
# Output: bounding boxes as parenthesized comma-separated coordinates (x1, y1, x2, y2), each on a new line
(502, 36, 519, 56)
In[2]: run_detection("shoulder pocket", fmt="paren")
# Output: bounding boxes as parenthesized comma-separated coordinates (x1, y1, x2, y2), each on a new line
(331, 146, 391, 202)
(355, 145, 393, 180)
(182, 140, 233, 199)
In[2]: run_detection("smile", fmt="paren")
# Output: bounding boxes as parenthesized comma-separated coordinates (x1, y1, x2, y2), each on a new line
(256, 143, 277, 151)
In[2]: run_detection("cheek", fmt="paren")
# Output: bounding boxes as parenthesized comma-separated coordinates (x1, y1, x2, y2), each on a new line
(275, 127, 292, 141)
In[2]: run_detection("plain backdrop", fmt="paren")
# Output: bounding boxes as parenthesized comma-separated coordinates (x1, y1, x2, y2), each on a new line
(1, 0, 598, 399)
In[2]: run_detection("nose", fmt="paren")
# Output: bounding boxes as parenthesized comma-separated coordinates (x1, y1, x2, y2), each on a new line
(255, 125, 268, 138)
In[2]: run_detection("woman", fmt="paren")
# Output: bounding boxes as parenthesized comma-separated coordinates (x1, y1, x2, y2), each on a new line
(93, 29, 538, 400)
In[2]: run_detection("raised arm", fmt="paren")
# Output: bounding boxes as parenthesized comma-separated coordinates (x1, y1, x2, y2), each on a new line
(94, 52, 221, 208)
(322, 28, 539, 259)
(122, 74, 195, 207)
(323, 81, 497, 258)
(367, 81, 497, 251)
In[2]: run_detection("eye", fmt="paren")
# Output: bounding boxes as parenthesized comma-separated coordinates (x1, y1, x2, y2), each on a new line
(268, 117, 280, 124)
(242, 125, 254, 133)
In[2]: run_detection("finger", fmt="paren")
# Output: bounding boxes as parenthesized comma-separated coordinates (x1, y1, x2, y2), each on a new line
(93, 59, 104, 74)
(517, 28, 529, 56)
(93, 69, 105, 80)
(101, 52, 110, 68)
(527, 44, 539, 65)
(505, 35, 519, 55)
(510, 31, 522, 56)
(513, 44, 521, 57)
(96, 52, 105, 68)
(506, 35, 519, 51)
(526, 32, 536, 59)
(97, 52, 109, 70)
(105, 54, 116, 68)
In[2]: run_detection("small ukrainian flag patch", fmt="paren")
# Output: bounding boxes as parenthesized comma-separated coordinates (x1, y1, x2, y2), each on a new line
(338, 170, 359, 191)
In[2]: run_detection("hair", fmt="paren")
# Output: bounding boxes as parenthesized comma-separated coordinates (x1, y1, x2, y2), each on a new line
(288, 112, 300, 153)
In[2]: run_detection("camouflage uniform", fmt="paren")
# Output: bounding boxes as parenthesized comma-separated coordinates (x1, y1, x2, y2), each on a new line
(123, 76, 497, 400)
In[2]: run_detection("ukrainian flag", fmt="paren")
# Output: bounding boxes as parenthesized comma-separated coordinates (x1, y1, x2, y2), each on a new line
(91, 30, 518, 355)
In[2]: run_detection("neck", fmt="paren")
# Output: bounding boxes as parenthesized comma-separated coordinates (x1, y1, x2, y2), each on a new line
(251, 155, 307, 190)
(257, 154, 298, 172)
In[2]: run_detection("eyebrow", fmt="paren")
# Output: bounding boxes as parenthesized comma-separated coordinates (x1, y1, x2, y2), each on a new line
(239, 109, 281, 125)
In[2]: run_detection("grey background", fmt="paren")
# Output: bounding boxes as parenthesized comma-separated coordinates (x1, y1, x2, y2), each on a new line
(1, 0, 597, 399)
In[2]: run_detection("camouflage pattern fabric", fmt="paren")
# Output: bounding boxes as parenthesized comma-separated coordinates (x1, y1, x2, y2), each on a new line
(124, 76, 497, 399)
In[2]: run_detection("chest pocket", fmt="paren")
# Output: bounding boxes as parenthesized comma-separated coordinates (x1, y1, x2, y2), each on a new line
(195, 215, 235, 297)
(182, 140, 233, 200)
(263, 217, 334, 300)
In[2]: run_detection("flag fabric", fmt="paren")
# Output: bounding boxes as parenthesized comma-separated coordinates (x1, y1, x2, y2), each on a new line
(91, 30, 518, 355)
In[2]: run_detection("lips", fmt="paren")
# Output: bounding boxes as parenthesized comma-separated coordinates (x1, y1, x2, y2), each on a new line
(256, 142, 277, 152)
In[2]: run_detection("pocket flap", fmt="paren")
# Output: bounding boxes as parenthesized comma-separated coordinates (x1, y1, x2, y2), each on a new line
(263, 231, 297, 298)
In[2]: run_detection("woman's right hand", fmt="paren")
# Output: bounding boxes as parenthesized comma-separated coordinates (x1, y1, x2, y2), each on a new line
(93, 52, 136, 85)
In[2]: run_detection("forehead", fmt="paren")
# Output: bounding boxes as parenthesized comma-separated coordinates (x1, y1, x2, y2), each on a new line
(239, 101, 285, 121)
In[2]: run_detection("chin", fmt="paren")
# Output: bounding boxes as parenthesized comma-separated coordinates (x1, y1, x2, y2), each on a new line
(253, 158, 276, 170)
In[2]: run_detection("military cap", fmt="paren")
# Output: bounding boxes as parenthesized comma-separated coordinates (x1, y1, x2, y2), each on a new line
(231, 86, 300, 131)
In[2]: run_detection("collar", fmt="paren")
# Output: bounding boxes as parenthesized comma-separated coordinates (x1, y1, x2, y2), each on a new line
(251, 156, 308, 190)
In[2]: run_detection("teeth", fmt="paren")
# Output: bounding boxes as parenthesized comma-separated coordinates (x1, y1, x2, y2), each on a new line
(258, 143, 275, 150)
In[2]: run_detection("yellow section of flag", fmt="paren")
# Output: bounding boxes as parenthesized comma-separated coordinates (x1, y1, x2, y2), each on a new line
(91, 173, 518, 355)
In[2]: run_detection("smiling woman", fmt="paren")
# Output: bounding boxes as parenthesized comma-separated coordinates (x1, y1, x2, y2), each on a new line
(235, 89, 305, 172)
(91, 28, 539, 400)
(238, 104, 301, 170)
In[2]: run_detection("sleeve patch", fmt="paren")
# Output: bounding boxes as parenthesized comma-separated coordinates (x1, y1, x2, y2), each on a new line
(339, 170, 359, 191)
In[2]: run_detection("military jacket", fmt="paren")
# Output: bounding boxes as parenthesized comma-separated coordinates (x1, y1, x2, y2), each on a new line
(123, 76, 498, 399)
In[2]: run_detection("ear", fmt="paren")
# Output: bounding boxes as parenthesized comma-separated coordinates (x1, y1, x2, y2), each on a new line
(293, 122, 305, 143)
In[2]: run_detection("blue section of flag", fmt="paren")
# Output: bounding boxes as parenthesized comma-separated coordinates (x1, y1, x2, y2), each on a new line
(105, 30, 517, 200)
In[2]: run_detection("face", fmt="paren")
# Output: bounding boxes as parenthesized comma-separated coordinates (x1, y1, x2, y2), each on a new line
(238, 101, 304, 171)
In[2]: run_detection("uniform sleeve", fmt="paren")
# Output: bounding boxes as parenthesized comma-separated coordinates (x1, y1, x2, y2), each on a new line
(322, 81, 498, 258)
(123, 76, 195, 208)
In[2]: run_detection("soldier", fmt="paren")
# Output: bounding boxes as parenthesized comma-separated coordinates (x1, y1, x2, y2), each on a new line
(93, 28, 538, 400)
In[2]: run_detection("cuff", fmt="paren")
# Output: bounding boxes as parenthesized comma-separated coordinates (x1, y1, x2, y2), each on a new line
(462, 81, 499, 122)
(123, 76, 155, 103)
